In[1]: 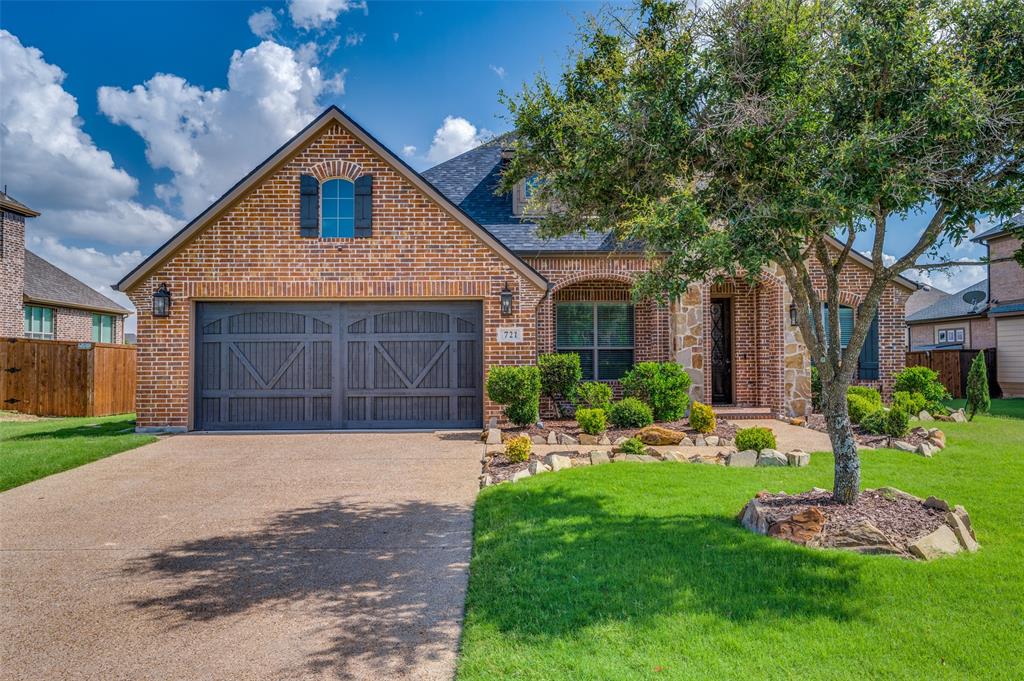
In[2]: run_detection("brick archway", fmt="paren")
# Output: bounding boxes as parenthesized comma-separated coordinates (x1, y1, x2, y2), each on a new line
(308, 159, 363, 182)
(550, 271, 636, 295)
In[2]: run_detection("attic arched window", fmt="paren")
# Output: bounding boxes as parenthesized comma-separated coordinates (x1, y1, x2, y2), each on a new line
(321, 178, 355, 238)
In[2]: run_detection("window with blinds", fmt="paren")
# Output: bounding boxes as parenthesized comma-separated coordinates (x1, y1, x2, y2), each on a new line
(556, 303, 634, 380)
(92, 314, 114, 343)
(24, 306, 54, 339)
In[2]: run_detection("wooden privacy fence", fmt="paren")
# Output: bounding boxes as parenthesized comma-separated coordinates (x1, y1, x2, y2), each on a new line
(905, 348, 999, 399)
(0, 337, 136, 417)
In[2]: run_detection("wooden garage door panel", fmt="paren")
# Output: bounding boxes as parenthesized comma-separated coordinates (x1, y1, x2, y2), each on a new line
(194, 302, 482, 430)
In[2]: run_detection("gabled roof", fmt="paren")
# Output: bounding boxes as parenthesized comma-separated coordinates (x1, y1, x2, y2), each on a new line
(115, 107, 547, 293)
(905, 285, 951, 316)
(24, 251, 129, 315)
(906, 279, 988, 323)
(971, 212, 1023, 243)
(0, 191, 40, 218)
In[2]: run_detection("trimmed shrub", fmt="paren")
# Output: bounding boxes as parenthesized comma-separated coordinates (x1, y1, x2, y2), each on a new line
(966, 352, 991, 421)
(688, 401, 716, 434)
(619, 437, 646, 456)
(575, 381, 613, 412)
(893, 366, 950, 411)
(486, 365, 541, 427)
(538, 353, 582, 418)
(735, 426, 777, 452)
(847, 386, 882, 407)
(608, 398, 654, 428)
(575, 407, 607, 435)
(811, 366, 822, 412)
(847, 393, 877, 425)
(620, 362, 692, 422)
(860, 408, 886, 435)
(504, 435, 532, 463)
(892, 390, 927, 416)
(862, 407, 910, 438)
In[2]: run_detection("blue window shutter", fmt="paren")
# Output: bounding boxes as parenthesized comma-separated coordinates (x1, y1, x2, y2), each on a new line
(354, 174, 372, 237)
(858, 311, 880, 380)
(299, 174, 319, 237)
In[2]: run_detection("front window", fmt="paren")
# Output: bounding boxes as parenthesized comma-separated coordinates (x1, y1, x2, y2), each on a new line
(24, 306, 54, 339)
(556, 303, 634, 380)
(321, 178, 354, 238)
(823, 304, 854, 349)
(92, 314, 114, 343)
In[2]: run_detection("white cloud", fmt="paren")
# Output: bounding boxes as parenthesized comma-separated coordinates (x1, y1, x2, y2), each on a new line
(345, 31, 365, 47)
(247, 8, 279, 38)
(98, 40, 335, 218)
(288, 0, 352, 30)
(402, 145, 417, 158)
(489, 64, 506, 79)
(425, 116, 491, 164)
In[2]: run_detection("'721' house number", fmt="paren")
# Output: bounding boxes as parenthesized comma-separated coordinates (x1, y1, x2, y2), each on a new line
(497, 327, 524, 343)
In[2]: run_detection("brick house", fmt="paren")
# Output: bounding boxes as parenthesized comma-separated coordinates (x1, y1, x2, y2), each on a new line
(115, 107, 914, 432)
(1, 192, 129, 344)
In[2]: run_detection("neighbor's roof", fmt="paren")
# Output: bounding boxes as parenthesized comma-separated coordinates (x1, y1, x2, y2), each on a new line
(24, 251, 130, 315)
(906, 279, 988, 323)
(114, 107, 547, 293)
(971, 212, 1023, 243)
(0, 191, 40, 218)
(905, 285, 951, 317)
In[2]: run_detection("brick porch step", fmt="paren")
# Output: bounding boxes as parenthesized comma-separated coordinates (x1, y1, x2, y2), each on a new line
(713, 406, 774, 420)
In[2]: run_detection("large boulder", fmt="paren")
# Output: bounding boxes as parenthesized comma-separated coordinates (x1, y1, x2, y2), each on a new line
(950, 409, 967, 423)
(544, 454, 573, 472)
(768, 507, 825, 545)
(738, 499, 771, 534)
(637, 425, 688, 445)
(485, 428, 502, 445)
(757, 450, 788, 467)
(823, 520, 903, 555)
(909, 525, 962, 560)
(727, 450, 758, 467)
(944, 511, 980, 552)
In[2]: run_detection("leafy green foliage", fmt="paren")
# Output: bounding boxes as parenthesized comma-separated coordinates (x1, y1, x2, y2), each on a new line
(893, 390, 927, 416)
(608, 398, 655, 428)
(575, 381, 613, 412)
(620, 362, 692, 421)
(538, 353, 582, 418)
(735, 426, 777, 452)
(847, 386, 882, 407)
(966, 352, 991, 421)
(893, 366, 951, 412)
(486, 365, 541, 426)
(575, 408, 608, 435)
(504, 435, 532, 464)
(846, 394, 879, 425)
(811, 366, 822, 412)
(619, 437, 646, 456)
(687, 401, 716, 434)
(861, 408, 910, 438)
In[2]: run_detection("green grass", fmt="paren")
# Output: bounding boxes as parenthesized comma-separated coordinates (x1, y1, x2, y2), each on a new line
(945, 397, 1024, 420)
(458, 415, 1024, 680)
(0, 414, 156, 491)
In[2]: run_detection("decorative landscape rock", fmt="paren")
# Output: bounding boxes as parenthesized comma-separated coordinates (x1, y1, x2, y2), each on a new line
(479, 474, 492, 489)
(876, 487, 922, 503)
(528, 460, 551, 475)
(624, 454, 660, 463)
(544, 454, 573, 472)
(558, 432, 579, 446)
(909, 525, 962, 560)
(916, 442, 939, 457)
(662, 451, 685, 462)
(768, 507, 825, 545)
(927, 429, 946, 449)
(924, 496, 951, 512)
(579, 433, 602, 445)
(857, 444, 875, 452)
(823, 520, 902, 555)
(636, 425, 688, 445)
(530, 434, 547, 445)
(738, 499, 771, 534)
(786, 449, 810, 467)
(546, 431, 558, 445)
(944, 511, 979, 552)
(756, 450, 788, 467)
(511, 469, 532, 483)
(598, 435, 611, 445)
(694, 435, 706, 447)
(705, 435, 720, 446)
(727, 450, 758, 467)
(951, 408, 967, 422)
(485, 428, 502, 445)
(894, 440, 916, 452)
(612, 436, 629, 446)
(680, 437, 695, 447)
(918, 410, 934, 421)
(953, 504, 976, 540)
(589, 451, 610, 465)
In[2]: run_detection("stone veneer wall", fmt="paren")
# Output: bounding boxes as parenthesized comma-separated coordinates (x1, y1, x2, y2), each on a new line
(1, 210, 26, 337)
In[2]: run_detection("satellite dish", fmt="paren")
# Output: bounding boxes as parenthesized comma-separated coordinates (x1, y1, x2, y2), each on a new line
(962, 289, 986, 312)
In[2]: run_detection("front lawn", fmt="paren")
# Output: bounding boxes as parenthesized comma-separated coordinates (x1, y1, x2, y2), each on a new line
(458, 415, 1024, 680)
(945, 397, 1024, 420)
(0, 414, 156, 492)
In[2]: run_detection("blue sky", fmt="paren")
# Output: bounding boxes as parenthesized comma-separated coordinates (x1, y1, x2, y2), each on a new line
(0, 0, 995, 329)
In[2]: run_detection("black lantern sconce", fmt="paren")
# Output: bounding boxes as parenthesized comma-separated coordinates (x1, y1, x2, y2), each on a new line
(152, 283, 172, 317)
(500, 282, 514, 316)
(789, 303, 798, 326)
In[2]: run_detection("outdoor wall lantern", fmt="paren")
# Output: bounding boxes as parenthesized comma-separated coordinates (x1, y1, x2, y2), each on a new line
(500, 282, 514, 316)
(789, 303, 799, 326)
(152, 283, 172, 317)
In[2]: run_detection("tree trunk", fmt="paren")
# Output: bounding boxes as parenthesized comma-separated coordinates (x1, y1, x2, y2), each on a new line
(821, 381, 860, 504)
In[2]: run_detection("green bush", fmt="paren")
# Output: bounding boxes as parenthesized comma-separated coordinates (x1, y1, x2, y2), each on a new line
(847, 393, 878, 424)
(619, 437, 646, 456)
(893, 390, 927, 416)
(538, 353, 582, 418)
(735, 426, 777, 452)
(860, 408, 886, 435)
(893, 366, 950, 411)
(847, 386, 882, 407)
(966, 352, 991, 421)
(575, 381, 613, 412)
(608, 398, 654, 428)
(620, 362, 692, 421)
(575, 408, 607, 435)
(504, 435, 532, 463)
(861, 407, 910, 438)
(486, 365, 541, 426)
(688, 401, 716, 434)
(811, 366, 822, 412)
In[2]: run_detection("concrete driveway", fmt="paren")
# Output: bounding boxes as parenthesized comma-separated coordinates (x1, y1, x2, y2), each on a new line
(0, 432, 483, 681)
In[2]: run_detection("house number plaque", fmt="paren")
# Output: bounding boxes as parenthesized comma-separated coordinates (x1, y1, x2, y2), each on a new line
(497, 327, 524, 343)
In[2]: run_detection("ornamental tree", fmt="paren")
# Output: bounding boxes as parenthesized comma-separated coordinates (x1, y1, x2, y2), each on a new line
(502, 0, 1023, 502)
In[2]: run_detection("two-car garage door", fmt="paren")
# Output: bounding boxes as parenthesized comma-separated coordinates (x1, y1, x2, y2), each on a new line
(194, 301, 483, 430)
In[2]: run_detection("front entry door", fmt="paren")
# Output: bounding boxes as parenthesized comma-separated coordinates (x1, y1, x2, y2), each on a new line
(710, 298, 733, 404)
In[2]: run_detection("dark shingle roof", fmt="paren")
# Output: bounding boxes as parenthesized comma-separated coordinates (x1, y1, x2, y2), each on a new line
(24, 251, 130, 314)
(971, 212, 1023, 242)
(0, 191, 40, 217)
(422, 140, 641, 254)
(906, 279, 988, 323)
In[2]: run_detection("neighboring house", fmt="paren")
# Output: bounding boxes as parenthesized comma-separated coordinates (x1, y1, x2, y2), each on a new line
(906, 280, 994, 351)
(974, 215, 1024, 397)
(2, 192, 130, 344)
(115, 107, 914, 432)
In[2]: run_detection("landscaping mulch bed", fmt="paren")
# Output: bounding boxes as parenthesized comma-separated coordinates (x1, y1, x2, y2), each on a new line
(484, 450, 591, 484)
(754, 488, 946, 554)
(498, 417, 738, 442)
(805, 414, 933, 448)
